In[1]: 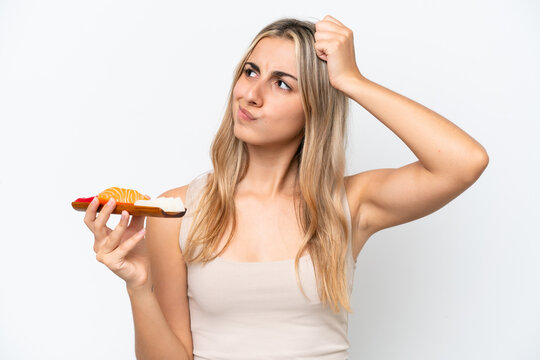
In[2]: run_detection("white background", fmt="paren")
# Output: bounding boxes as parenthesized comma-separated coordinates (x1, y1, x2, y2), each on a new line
(0, 0, 538, 359)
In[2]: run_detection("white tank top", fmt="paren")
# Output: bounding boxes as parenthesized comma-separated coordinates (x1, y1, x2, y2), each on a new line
(179, 170, 357, 360)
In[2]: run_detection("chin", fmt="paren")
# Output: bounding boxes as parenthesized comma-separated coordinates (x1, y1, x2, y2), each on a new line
(233, 126, 263, 146)
(232, 121, 248, 141)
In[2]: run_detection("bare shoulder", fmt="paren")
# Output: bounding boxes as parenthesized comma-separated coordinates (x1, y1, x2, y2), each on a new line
(158, 184, 189, 201)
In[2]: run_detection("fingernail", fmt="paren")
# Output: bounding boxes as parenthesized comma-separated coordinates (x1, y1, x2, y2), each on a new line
(91, 197, 98, 204)
(108, 198, 115, 206)
(138, 228, 146, 236)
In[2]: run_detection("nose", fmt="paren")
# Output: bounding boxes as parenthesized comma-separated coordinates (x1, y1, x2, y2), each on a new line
(244, 79, 263, 106)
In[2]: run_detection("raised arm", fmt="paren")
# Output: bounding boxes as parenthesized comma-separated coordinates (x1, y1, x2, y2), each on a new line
(315, 15, 488, 236)
(342, 75, 488, 235)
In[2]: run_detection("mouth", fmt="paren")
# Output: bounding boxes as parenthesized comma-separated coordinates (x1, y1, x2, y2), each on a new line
(238, 105, 256, 121)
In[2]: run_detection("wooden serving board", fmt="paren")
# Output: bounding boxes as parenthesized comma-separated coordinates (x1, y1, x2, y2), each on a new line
(71, 201, 187, 218)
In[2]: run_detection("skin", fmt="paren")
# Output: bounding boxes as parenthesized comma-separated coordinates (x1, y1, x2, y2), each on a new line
(84, 15, 489, 359)
(214, 36, 309, 261)
(232, 36, 305, 199)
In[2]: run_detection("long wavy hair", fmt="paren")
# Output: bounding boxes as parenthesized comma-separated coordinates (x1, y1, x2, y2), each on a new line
(182, 17, 352, 313)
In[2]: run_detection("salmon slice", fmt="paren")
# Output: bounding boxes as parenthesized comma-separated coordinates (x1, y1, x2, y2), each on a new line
(97, 187, 150, 205)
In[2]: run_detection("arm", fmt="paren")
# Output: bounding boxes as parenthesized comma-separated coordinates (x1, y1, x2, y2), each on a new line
(343, 74, 489, 235)
(127, 285, 192, 360)
(341, 75, 489, 182)
(128, 185, 193, 360)
(315, 15, 488, 235)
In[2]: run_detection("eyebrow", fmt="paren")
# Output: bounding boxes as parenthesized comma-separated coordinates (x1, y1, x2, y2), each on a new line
(245, 62, 298, 82)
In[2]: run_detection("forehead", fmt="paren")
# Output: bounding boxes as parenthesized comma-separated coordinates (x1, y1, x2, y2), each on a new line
(247, 37, 297, 75)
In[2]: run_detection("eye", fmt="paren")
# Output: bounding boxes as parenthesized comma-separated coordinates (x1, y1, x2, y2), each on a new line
(244, 68, 256, 77)
(243, 67, 292, 91)
(277, 80, 291, 91)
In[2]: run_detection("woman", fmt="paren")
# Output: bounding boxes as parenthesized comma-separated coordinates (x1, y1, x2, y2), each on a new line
(84, 15, 488, 359)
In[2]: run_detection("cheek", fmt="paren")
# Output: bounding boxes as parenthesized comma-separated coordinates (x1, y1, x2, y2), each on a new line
(273, 99, 304, 127)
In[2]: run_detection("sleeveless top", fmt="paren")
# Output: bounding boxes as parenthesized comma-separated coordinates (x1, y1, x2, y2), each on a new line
(179, 170, 357, 360)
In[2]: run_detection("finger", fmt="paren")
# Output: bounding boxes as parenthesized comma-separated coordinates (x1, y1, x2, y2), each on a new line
(83, 197, 100, 232)
(323, 15, 345, 27)
(316, 19, 345, 34)
(94, 198, 116, 239)
(314, 40, 335, 60)
(314, 30, 345, 42)
(114, 228, 146, 259)
(101, 210, 130, 253)
(316, 19, 352, 39)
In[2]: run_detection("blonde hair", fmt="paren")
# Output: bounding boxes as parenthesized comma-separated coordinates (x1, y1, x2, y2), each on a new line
(183, 17, 352, 313)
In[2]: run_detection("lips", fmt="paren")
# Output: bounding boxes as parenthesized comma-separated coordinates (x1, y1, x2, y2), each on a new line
(238, 105, 255, 120)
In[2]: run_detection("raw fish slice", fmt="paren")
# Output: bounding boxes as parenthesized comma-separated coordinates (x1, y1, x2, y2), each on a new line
(97, 187, 150, 205)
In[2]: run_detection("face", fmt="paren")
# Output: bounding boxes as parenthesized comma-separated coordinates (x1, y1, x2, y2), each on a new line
(232, 37, 305, 148)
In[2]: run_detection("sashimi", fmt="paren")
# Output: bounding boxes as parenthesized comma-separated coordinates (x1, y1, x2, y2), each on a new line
(72, 187, 186, 217)
(97, 187, 150, 205)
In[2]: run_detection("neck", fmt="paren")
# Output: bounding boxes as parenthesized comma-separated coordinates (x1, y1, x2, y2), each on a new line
(237, 140, 301, 200)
